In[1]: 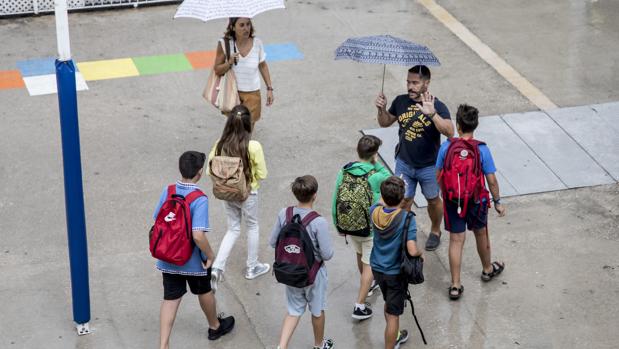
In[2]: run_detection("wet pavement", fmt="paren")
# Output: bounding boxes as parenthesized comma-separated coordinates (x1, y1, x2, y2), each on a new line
(1, 1, 618, 348)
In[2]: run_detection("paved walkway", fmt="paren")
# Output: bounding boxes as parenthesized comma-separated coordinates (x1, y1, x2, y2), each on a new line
(363, 101, 619, 207)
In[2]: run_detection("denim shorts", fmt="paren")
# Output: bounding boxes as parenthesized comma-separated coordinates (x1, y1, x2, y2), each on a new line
(394, 158, 440, 200)
(285, 266, 328, 317)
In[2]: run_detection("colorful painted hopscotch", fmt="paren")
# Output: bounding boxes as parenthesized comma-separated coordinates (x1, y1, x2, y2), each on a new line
(1, 43, 303, 96)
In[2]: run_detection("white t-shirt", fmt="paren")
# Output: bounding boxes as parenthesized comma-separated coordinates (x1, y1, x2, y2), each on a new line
(220, 37, 266, 92)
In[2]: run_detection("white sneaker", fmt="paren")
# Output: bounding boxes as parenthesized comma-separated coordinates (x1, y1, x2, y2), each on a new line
(244, 262, 270, 280)
(211, 268, 224, 292)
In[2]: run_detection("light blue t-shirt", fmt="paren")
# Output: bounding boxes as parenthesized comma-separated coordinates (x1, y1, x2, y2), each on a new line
(436, 139, 496, 174)
(153, 181, 210, 276)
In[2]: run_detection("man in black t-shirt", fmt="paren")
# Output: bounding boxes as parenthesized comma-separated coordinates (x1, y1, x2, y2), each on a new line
(375, 65, 454, 251)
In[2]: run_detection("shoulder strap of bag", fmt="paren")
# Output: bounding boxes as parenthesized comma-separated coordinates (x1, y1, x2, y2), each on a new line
(405, 289, 427, 345)
(167, 184, 176, 199)
(184, 189, 206, 206)
(221, 38, 231, 60)
(301, 211, 320, 227)
(285, 206, 294, 224)
(401, 211, 414, 256)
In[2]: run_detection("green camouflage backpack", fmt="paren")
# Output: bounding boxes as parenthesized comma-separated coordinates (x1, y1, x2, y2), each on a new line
(335, 166, 376, 237)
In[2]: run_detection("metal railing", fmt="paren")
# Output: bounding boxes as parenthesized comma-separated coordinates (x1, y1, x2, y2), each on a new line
(1, 0, 181, 17)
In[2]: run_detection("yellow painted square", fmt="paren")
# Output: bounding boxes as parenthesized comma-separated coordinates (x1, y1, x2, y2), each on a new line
(77, 58, 140, 81)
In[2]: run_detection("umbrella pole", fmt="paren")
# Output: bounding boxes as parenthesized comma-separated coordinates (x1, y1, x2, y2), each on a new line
(381, 64, 386, 93)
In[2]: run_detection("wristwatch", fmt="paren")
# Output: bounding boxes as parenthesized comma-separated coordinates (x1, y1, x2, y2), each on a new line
(266, 86, 274, 91)
(493, 198, 501, 205)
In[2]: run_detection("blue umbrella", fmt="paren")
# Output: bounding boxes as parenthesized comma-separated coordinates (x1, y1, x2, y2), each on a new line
(335, 35, 440, 91)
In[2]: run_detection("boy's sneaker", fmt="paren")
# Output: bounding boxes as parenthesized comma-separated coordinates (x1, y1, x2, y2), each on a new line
(367, 281, 380, 297)
(394, 329, 409, 349)
(245, 262, 270, 280)
(352, 303, 373, 320)
(313, 338, 334, 349)
(211, 268, 224, 292)
(207, 314, 235, 340)
(425, 232, 441, 251)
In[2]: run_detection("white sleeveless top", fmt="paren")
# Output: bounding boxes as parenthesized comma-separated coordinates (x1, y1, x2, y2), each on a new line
(220, 37, 266, 92)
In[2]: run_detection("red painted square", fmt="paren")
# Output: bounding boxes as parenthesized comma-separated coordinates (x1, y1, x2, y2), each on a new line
(0, 70, 25, 89)
(185, 51, 216, 70)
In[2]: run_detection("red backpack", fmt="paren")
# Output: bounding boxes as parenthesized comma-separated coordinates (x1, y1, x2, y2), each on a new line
(438, 138, 490, 228)
(149, 184, 206, 266)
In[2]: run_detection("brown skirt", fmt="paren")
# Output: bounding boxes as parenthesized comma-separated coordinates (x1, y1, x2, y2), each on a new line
(238, 90, 262, 123)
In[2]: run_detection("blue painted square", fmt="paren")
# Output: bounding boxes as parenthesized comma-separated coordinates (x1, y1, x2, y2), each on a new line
(265, 43, 304, 62)
(16, 57, 79, 77)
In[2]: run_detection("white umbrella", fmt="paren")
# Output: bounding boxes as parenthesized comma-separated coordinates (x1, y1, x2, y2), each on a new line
(174, 0, 285, 22)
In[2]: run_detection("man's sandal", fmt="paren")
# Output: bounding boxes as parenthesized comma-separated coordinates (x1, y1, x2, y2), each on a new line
(481, 261, 505, 282)
(448, 285, 464, 300)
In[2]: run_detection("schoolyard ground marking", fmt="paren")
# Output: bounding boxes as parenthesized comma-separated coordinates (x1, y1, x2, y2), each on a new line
(417, 0, 558, 111)
(1, 43, 304, 95)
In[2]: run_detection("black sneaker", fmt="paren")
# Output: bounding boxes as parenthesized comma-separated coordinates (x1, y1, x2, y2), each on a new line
(425, 232, 441, 251)
(352, 304, 373, 320)
(367, 281, 380, 297)
(394, 329, 409, 349)
(208, 314, 235, 340)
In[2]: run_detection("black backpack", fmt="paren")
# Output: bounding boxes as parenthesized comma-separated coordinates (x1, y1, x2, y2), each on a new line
(273, 207, 322, 288)
(400, 211, 427, 345)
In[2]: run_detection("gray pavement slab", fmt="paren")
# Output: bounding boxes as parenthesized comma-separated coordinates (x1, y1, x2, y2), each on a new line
(502, 111, 615, 188)
(547, 105, 619, 181)
(592, 101, 619, 132)
(475, 115, 566, 194)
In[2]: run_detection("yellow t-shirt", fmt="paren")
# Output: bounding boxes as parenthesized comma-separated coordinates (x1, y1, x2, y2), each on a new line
(208, 140, 267, 191)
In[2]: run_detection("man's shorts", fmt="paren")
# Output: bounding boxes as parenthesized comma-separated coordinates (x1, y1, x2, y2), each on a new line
(372, 270, 407, 316)
(444, 199, 488, 233)
(162, 272, 212, 300)
(349, 235, 373, 265)
(285, 266, 328, 317)
(394, 158, 440, 200)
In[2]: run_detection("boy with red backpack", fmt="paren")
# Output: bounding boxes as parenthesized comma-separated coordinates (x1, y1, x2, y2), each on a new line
(436, 105, 506, 300)
(151, 151, 235, 348)
(269, 175, 335, 349)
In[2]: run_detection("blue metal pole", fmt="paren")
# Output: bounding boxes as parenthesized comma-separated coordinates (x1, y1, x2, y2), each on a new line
(55, 59, 91, 326)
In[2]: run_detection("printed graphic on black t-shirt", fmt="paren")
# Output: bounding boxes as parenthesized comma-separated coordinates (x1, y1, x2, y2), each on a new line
(388, 94, 451, 169)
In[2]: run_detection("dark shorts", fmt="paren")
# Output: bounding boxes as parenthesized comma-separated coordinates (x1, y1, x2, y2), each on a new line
(162, 272, 212, 300)
(372, 270, 407, 316)
(444, 199, 488, 233)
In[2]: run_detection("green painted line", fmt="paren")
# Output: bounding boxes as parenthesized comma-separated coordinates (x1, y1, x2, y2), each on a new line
(132, 54, 193, 75)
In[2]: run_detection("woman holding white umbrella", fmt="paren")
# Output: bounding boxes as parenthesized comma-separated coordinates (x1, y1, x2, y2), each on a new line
(213, 17, 274, 124)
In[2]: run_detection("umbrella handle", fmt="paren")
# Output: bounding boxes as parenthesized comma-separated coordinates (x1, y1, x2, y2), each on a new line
(381, 64, 386, 94)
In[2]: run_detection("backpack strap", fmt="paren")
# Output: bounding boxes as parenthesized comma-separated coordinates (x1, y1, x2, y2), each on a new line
(167, 184, 176, 198)
(301, 211, 320, 227)
(184, 189, 206, 205)
(285, 206, 295, 223)
(405, 289, 427, 345)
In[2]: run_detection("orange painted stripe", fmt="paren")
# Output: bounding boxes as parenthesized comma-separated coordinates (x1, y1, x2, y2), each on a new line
(185, 51, 217, 70)
(0, 70, 25, 89)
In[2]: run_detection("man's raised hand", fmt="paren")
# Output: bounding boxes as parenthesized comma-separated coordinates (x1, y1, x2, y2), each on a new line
(415, 91, 436, 116)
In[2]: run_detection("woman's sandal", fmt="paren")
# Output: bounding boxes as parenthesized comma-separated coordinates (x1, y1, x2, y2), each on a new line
(481, 261, 505, 282)
(448, 285, 464, 300)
